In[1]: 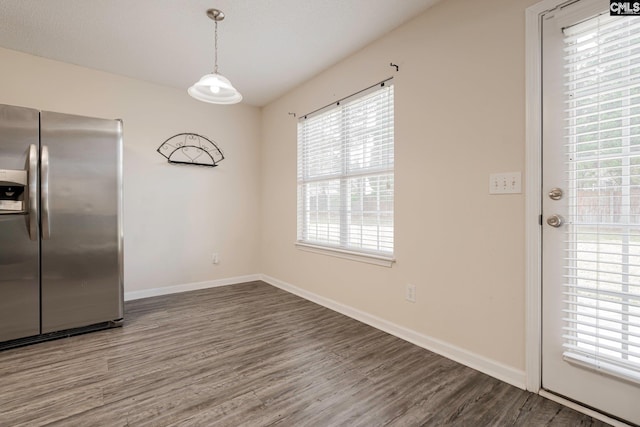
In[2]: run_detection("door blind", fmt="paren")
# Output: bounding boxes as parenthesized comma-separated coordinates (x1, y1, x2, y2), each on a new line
(562, 13, 640, 381)
(297, 81, 394, 256)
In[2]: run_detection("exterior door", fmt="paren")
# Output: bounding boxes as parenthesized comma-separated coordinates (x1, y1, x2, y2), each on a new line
(0, 104, 40, 342)
(542, 0, 640, 424)
(40, 111, 123, 333)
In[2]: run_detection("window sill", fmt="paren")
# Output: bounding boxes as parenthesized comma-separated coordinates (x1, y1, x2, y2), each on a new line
(295, 243, 395, 268)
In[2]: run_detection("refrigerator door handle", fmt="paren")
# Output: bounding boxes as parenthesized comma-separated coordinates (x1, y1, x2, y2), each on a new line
(41, 145, 51, 240)
(27, 144, 39, 241)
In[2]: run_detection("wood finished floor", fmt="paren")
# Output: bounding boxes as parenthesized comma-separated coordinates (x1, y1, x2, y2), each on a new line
(0, 281, 609, 426)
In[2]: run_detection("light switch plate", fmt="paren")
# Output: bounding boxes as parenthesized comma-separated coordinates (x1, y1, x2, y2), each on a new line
(489, 172, 522, 194)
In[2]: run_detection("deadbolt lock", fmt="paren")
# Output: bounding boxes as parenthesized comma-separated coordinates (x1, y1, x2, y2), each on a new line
(549, 188, 563, 200)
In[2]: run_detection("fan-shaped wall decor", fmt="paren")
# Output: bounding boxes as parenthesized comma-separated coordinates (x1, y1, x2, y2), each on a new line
(157, 133, 225, 167)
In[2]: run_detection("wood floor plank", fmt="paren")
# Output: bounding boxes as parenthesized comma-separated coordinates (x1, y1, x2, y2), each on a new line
(0, 281, 612, 426)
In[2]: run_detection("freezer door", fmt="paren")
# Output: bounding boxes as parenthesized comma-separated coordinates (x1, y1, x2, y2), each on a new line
(40, 111, 123, 333)
(0, 104, 40, 342)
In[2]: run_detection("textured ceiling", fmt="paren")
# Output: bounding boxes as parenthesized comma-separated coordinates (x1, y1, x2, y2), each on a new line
(0, 0, 440, 106)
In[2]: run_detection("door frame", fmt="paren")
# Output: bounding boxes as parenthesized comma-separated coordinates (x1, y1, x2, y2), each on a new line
(524, 0, 550, 394)
(525, 2, 634, 425)
(526, 0, 569, 394)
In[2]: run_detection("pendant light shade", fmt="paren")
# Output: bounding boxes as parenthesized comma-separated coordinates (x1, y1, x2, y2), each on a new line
(188, 73, 242, 104)
(189, 9, 242, 105)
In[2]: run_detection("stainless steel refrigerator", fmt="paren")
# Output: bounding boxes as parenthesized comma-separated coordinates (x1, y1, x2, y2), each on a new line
(0, 104, 123, 349)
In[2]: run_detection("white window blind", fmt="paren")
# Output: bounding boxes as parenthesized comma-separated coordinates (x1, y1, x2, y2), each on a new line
(297, 81, 394, 259)
(562, 13, 640, 381)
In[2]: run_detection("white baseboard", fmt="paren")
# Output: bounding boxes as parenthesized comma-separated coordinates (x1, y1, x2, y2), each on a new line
(124, 274, 261, 301)
(261, 274, 527, 390)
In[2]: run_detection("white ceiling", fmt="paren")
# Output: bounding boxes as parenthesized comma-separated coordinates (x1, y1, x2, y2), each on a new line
(0, 0, 439, 106)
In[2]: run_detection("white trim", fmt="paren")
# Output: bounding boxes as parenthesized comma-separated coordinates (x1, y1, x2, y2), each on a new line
(526, 0, 575, 394)
(124, 274, 261, 301)
(261, 274, 526, 389)
(525, 0, 553, 394)
(539, 390, 633, 427)
(295, 243, 395, 267)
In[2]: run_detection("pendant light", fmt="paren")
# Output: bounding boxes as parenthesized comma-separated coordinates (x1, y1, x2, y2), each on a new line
(188, 9, 242, 104)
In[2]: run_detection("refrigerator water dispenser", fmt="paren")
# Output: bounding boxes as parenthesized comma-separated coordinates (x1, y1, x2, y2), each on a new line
(0, 169, 27, 213)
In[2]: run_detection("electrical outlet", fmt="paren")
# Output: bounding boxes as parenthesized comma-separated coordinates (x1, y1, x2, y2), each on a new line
(489, 172, 522, 194)
(406, 284, 416, 303)
(212, 253, 219, 265)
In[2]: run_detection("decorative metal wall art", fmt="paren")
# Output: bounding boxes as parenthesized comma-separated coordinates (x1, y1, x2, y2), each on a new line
(157, 133, 225, 167)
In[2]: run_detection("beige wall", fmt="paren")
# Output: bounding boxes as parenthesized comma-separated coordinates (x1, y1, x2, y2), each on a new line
(1, 0, 538, 375)
(0, 47, 262, 292)
(260, 0, 537, 372)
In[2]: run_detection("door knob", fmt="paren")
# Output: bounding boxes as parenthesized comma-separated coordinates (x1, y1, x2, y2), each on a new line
(547, 214, 564, 228)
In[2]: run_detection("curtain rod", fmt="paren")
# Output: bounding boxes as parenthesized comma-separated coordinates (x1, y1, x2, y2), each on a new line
(300, 77, 394, 120)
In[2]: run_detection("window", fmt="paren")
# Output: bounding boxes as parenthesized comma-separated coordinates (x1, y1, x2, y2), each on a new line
(297, 80, 394, 264)
(562, 13, 640, 379)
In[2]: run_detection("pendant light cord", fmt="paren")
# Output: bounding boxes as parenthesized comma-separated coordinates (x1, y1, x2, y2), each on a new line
(214, 20, 219, 74)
